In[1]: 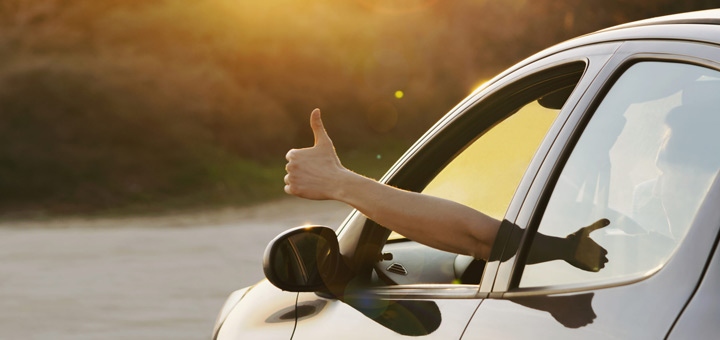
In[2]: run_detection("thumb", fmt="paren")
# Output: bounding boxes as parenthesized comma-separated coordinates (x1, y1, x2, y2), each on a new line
(310, 108, 332, 147)
(584, 218, 611, 234)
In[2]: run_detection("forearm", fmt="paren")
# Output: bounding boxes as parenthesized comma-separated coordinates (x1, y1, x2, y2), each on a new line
(333, 170, 501, 260)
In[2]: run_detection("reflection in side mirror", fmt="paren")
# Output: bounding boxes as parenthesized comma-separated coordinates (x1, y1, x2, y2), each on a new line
(263, 225, 342, 292)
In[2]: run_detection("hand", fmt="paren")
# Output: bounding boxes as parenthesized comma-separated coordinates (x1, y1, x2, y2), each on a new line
(565, 219, 610, 272)
(284, 109, 348, 200)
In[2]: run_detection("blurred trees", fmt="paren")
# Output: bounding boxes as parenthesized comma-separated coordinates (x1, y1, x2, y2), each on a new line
(0, 0, 716, 214)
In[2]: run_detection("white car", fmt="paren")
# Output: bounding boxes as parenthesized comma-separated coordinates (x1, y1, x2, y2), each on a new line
(215, 9, 720, 339)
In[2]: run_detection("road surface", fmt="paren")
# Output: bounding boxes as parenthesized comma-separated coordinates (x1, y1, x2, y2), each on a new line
(0, 198, 352, 340)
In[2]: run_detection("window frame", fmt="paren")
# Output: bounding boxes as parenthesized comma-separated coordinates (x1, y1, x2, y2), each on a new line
(498, 41, 720, 297)
(334, 44, 625, 299)
(370, 60, 587, 292)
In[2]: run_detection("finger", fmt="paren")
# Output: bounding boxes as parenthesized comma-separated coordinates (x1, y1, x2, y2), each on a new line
(585, 218, 611, 233)
(286, 149, 295, 161)
(284, 174, 290, 185)
(284, 185, 292, 195)
(310, 108, 332, 147)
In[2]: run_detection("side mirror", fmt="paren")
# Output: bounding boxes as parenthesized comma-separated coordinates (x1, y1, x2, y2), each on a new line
(263, 225, 343, 292)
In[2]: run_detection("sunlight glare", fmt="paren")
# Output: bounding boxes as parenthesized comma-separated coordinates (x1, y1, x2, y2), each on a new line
(470, 79, 492, 95)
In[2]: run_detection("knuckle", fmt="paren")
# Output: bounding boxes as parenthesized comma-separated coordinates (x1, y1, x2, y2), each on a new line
(285, 149, 296, 161)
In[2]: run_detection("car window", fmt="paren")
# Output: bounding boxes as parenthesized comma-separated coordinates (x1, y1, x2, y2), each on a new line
(421, 100, 557, 218)
(377, 62, 588, 286)
(385, 91, 569, 242)
(520, 61, 720, 288)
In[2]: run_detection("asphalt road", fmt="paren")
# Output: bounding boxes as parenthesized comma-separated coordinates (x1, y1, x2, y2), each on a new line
(0, 198, 352, 340)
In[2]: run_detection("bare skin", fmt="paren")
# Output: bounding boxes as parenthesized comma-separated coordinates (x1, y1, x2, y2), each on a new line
(284, 109, 501, 260)
(285, 109, 609, 270)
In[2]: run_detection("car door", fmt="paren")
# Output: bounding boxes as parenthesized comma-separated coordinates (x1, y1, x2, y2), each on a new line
(290, 43, 621, 340)
(463, 40, 720, 339)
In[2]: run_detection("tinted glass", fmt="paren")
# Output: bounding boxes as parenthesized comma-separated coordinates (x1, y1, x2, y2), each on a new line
(520, 62, 720, 288)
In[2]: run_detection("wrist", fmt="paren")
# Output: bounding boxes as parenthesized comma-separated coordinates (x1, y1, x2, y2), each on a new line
(331, 168, 364, 202)
(561, 235, 578, 263)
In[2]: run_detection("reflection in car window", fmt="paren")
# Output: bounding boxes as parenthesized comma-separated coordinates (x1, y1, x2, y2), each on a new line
(520, 62, 720, 288)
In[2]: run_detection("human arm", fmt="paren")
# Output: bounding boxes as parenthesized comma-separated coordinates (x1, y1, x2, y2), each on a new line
(285, 109, 610, 269)
(284, 109, 501, 260)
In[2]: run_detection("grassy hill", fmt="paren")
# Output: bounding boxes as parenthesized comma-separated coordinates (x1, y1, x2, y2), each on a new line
(0, 0, 714, 216)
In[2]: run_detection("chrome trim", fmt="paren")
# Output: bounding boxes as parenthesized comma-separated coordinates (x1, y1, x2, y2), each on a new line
(502, 264, 664, 298)
(360, 284, 484, 299)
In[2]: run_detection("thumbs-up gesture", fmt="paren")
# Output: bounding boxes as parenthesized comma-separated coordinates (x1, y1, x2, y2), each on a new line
(284, 109, 349, 200)
(564, 218, 610, 272)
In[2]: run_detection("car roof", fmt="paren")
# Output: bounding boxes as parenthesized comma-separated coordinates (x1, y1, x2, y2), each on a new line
(550, 9, 720, 56)
(463, 9, 720, 111)
(600, 8, 720, 31)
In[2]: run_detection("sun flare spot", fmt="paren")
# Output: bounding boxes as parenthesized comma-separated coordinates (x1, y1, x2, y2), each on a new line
(470, 79, 492, 95)
(394, 90, 404, 99)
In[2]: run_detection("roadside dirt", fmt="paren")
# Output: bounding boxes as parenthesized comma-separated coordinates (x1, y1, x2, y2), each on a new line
(0, 197, 352, 340)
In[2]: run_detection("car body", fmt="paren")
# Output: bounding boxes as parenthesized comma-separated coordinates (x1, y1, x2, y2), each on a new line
(214, 9, 720, 339)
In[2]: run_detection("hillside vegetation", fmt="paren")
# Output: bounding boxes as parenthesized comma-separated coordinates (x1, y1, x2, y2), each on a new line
(0, 0, 714, 216)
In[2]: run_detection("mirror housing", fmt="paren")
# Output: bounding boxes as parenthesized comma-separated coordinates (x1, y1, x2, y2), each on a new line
(263, 225, 344, 292)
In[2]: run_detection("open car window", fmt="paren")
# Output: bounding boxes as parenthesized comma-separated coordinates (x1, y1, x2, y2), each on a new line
(376, 62, 587, 286)
(422, 100, 558, 219)
(385, 99, 560, 241)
